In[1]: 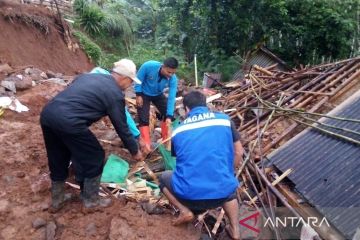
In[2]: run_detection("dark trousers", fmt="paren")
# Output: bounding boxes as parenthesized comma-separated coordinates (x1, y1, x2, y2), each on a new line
(137, 93, 167, 126)
(159, 171, 236, 212)
(41, 125, 105, 182)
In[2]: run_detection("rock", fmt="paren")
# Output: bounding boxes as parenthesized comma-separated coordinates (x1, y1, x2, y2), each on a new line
(0, 63, 13, 73)
(45, 222, 56, 240)
(14, 75, 32, 90)
(0, 86, 5, 95)
(2, 75, 32, 91)
(141, 202, 165, 215)
(16, 171, 26, 178)
(137, 229, 146, 238)
(30, 175, 51, 194)
(1, 80, 16, 92)
(24, 68, 31, 75)
(4, 76, 20, 81)
(30, 202, 49, 211)
(25, 67, 42, 75)
(85, 222, 97, 236)
(32, 217, 46, 229)
(46, 71, 56, 78)
(40, 72, 48, 79)
(40, 202, 49, 211)
(0, 199, 9, 213)
(54, 73, 63, 78)
(63, 75, 74, 82)
(45, 78, 66, 85)
(2, 175, 14, 184)
(25, 68, 44, 81)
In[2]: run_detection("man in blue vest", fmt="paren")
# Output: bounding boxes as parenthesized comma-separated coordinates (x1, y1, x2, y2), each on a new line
(135, 57, 178, 153)
(160, 91, 243, 240)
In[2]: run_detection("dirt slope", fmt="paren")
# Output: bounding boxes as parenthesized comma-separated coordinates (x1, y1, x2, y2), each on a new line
(0, 1, 93, 75)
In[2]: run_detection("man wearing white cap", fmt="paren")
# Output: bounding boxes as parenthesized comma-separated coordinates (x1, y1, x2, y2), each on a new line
(90, 61, 141, 139)
(40, 59, 144, 213)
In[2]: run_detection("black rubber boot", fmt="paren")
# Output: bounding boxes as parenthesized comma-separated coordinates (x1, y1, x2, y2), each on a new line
(82, 175, 112, 213)
(49, 181, 72, 213)
(78, 181, 84, 201)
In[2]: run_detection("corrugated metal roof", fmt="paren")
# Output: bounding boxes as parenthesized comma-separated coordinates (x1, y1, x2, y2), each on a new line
(268, 90, 360, 239)
(232, 47, 288, 80)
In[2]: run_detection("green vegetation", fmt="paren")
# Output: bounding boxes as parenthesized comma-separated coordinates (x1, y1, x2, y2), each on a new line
(71, 0, 359, 83)
(77, 4, 104, 35)
(73, 31, 102, 64)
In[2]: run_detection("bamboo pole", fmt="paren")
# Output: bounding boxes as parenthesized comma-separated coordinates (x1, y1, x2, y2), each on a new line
(250, 168, 293, 202)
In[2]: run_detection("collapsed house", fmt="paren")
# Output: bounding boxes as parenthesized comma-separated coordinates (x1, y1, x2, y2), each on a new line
(121, 56, 360, 239)
(232, 46, 290, 81)
(211, 56, 360, 239)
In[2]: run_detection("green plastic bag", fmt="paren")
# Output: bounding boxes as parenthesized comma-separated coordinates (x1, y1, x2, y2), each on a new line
(157, 117, 180, 170)
(101, 154, 129, 183)
(158, 144, 176, 170)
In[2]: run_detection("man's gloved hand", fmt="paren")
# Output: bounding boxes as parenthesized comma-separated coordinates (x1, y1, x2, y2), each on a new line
(132, 150, 144, 161)
(136, 96, 143, 107)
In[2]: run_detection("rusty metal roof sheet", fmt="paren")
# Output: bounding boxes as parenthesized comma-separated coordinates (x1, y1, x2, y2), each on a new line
(268, 90, 360, 239)
(233, 47, 289, 80)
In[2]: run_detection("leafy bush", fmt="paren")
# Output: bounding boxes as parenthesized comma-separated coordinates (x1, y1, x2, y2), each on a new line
(73, 31, 102, 64)
(98, 53, 121, 69)
(73, 0, 87, 15)
(202, 49, 241, 82)
(77, 4, 104, 35)
(102, 11, 132, 38)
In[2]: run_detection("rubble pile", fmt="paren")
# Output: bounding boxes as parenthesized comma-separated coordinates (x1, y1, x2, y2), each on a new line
(214, 57, 360, 156)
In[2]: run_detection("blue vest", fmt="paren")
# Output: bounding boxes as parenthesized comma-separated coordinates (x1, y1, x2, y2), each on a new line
(171, 107, 238, 200)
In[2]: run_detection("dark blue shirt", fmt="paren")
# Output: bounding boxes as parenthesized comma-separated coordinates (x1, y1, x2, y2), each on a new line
(41, 73, 138, 155)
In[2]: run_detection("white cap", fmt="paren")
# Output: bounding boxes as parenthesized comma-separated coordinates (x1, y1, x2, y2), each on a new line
(112, 59, 141, 84)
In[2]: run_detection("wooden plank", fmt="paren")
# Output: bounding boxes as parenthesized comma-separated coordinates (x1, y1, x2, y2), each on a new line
(250, 168, 293, 202)
(253, 65, 274, 76)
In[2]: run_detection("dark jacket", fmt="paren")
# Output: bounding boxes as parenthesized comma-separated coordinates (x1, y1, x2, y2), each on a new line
(40, 73, 138, 154)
